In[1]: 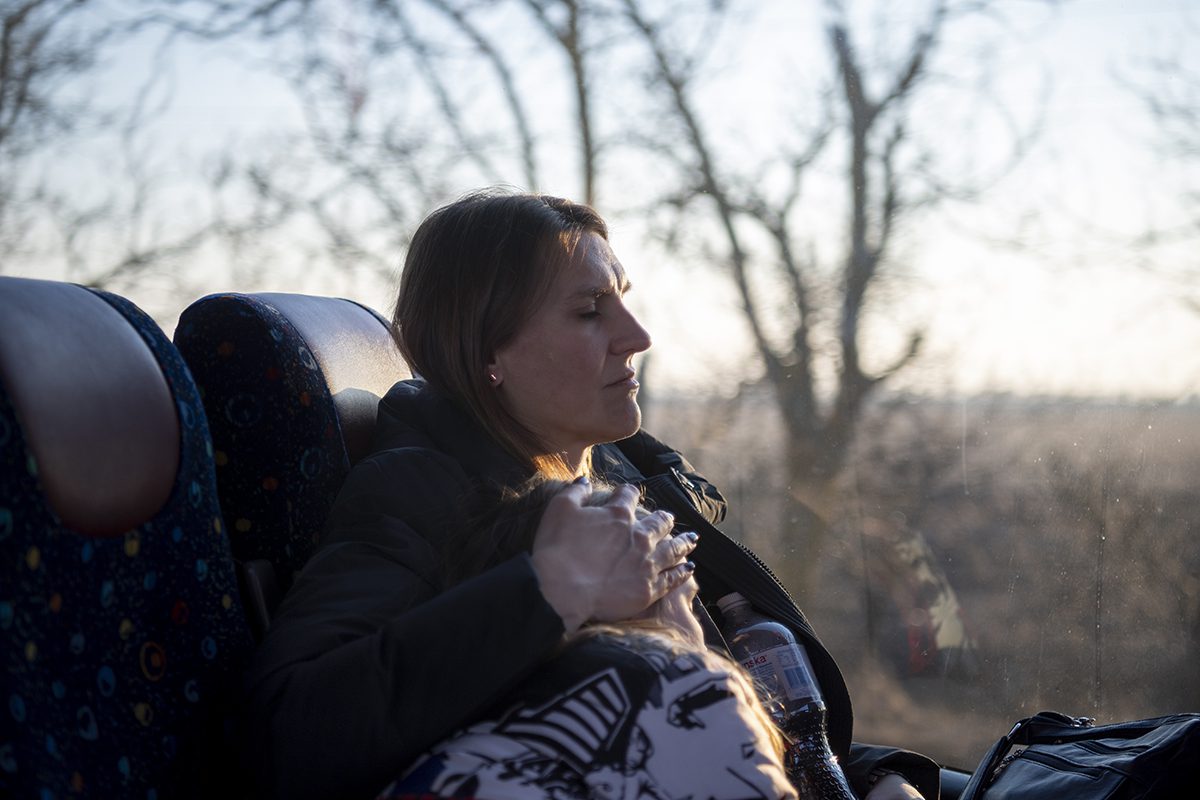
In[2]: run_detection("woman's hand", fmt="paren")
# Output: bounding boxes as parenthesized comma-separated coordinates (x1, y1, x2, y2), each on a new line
(865, 773, 924, 800)
(639, 575, 705, 648)
(530, 481, 698, 632)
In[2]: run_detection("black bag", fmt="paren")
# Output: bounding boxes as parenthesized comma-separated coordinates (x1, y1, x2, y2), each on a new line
(959, 710, 1200, 800)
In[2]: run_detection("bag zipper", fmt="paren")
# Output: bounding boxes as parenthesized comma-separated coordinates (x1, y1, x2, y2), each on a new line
(982, 714, 1096, 790)
(1004, 748, 1112, 777)
(986, 747, 1025, 787)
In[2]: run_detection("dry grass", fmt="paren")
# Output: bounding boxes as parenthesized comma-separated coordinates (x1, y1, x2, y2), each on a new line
(645, 391, 1200, 769)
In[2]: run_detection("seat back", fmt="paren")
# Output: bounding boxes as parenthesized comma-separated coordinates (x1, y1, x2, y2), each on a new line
(0, 277, 254, 798)
(174, 293, 408, 618)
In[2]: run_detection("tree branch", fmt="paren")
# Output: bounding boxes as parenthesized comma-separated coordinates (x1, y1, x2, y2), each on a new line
(419, 0, 540, 190)
(521, 0, 597, 204)
(377, 0, 502, 184)
(621, 0, 786, 391)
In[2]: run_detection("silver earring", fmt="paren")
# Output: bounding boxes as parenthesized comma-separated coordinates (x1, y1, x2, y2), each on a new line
(488, 372, 500, 386)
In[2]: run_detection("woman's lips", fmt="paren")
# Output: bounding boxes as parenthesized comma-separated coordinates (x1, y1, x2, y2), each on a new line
(606, 371, 639, 390)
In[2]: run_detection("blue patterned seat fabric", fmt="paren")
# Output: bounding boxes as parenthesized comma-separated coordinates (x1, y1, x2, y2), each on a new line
(0, 281, 254, 798)
(174, 293, 407, 596)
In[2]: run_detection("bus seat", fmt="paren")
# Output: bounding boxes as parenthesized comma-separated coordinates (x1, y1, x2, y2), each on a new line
(0, 277, 255, 798)
(174, 292, 408, 635)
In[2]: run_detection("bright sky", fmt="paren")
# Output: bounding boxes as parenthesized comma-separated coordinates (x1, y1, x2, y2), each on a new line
(627, 0, 1200, 401)
(13, 0, 1200, 401)
(912, 0, 1200, 399)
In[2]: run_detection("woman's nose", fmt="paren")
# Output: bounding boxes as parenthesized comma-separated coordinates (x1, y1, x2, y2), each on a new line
(613, 305, 652, 355)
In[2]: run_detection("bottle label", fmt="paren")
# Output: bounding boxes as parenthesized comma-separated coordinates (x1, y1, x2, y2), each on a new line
(738, 643, 819, 702)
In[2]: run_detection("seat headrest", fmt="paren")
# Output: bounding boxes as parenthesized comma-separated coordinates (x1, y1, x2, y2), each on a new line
(0, 278, 179, 537)
(254, 292, 409, 464)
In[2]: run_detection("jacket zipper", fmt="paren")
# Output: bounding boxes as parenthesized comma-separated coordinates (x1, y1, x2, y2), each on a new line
(639, 468, 820, 638)
(654, 467, 792, 594)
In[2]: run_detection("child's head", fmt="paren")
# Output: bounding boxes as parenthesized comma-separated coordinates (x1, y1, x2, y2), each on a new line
(445, 476, 785, 761)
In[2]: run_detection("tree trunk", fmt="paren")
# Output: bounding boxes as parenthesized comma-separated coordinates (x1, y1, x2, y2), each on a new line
(780, 442, 840, 602)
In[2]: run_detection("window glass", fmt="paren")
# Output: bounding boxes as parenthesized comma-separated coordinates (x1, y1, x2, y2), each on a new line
(4, 0, 1197, 776)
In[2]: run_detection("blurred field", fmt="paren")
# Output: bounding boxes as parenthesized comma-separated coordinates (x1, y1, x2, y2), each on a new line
(645, 391, 1200, 770)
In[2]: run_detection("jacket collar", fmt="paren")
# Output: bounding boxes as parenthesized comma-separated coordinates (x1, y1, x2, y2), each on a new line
(375, 379, 532, 489)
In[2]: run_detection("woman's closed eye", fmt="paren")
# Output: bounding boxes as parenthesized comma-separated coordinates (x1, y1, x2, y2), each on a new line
(576, 297, 605, 319)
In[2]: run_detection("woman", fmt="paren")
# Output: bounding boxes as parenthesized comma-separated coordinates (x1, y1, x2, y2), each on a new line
(244, 190, 935, 800)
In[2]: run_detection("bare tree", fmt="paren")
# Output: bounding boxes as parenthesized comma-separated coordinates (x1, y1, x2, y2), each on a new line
(129, 0, 476, 279)
(10, 1, 1043, 588)
(121, 0, 1050, 597)
(619, 0, 1044, 591)
(518, 0, 598, 205)
(139, 0, 612, 277)
(0, 1, 264, 299)
(1, 0, 110, 259)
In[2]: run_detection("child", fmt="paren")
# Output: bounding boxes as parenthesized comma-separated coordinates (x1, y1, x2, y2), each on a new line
(381, 479, 795, 800)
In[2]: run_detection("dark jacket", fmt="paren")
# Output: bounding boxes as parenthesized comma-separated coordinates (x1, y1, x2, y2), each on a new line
(244, 379, 938, 799)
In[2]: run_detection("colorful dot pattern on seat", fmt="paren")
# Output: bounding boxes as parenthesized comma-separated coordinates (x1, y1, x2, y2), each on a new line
(0, 289, 254, 798)
(174, 294, 355, 583)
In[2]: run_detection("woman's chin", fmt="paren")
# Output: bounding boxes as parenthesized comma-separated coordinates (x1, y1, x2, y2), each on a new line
(575, 403, 643, 447)
(606, 413, 643, 443)
(619, 400, 644, 434)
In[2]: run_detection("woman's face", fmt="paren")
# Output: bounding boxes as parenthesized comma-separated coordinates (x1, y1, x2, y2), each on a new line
(490, 232, 652, 468)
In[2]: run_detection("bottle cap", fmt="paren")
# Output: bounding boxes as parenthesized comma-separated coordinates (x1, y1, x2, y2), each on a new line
(716, 592, 748, 615)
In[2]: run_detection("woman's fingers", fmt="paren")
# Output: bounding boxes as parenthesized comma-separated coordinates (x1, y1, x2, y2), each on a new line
(640, 574, 705, 648)
(645, 509, 676, 537)
(657, 529, 698, 568)
(531, 481, 703, 629)
(655, 555, 697, 595)
(600, 482, 641, 517)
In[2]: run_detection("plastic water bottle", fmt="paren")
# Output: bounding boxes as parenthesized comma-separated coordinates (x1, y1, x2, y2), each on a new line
(717, 592, 856, 800)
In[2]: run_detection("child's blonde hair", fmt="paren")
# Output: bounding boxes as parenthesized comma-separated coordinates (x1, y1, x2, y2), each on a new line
(443, 477, 786, 758)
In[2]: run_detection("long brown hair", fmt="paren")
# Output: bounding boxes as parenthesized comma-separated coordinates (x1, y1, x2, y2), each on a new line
(393, 189, 609, 479)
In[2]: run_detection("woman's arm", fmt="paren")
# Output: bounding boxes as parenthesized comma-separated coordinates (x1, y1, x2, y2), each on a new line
(245, 452, 697, 799)
(243, 449, 566, 799)
(246, 534, 565, 800)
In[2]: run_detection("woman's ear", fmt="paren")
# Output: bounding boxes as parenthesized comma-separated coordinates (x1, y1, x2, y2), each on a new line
(486, 354, 503, 387)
